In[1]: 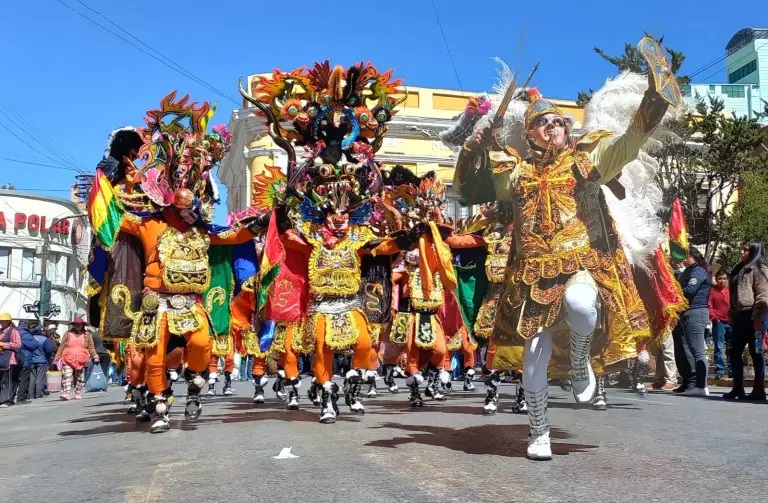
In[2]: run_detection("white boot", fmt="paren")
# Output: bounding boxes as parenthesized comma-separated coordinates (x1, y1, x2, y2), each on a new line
(525, 387, 552, 460)
(570, 330, 596, 403)
(319, 382, 339, 424)
(482, 372, 500, 415)
(345, 369, 365, 414)
(253, 375, 268, 404)
(285, 379, 301, 411)
(149, 399, 170, 434)
(463, 368, 476, 391)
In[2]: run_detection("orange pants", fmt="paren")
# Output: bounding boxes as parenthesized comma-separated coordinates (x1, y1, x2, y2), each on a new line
(251, 323, 301, 379)
(209, 351, 234, 374)
(485, 342, 497, 370)
(166, 347, 185, 371)
(313, 310, 374, 385)
(406, 322, 446, 376)
(146, 308, 211, 395)
(127, 345, 147, 386)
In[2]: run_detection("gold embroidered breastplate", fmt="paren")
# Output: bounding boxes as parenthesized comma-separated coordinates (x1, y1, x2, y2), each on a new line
(514, 150, 592, 258)
(304, 223, 372, 297)
(484, 232, 512, 283)
(156, 226, 211, 294)
(407, 264, 443, 310)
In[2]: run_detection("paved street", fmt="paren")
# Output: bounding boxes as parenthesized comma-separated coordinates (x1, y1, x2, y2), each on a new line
(0, 378, 766, 503)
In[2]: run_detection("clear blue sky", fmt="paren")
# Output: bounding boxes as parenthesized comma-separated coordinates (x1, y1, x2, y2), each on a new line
(1, 0, 764, 224)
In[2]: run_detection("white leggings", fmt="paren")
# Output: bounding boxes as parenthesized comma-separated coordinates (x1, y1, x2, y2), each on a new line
(523, 282, 598, 391)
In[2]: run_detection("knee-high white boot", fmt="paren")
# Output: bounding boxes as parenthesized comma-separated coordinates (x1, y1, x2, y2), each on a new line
(525, 387, 551, 460)
(565, 282, 598, 403)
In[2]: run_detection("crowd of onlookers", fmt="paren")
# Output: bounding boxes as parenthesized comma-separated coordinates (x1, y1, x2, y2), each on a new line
(0, 315, 110, 406)
(658, 239, 768, 400)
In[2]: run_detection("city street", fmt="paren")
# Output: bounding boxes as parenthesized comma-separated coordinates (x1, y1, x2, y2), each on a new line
(0, 378, 765, 503)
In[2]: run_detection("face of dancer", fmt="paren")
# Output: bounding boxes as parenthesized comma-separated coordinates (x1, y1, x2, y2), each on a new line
(324, 212, 349, 238)
(527, 113, 568, 151)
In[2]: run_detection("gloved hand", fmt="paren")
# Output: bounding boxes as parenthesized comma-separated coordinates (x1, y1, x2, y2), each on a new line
(275, 203, 291, 234)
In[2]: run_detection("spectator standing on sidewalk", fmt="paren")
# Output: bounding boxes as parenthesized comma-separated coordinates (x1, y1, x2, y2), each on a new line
(54, 318, 99, 400)
(709, 269, 732, 379)
(651, 328, 678, 390)
(15, 321, 41, 404)
(0, 313, 22, 407)
(724, 240, 768, 401)
(28, 326, 53, 399)
(673, 247, 712, 396)
(87, 329, 111, 385)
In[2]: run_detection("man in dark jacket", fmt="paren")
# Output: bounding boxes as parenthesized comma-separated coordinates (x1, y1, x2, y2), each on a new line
(28, 325, 53, 399)
(15, 321, 41, 403)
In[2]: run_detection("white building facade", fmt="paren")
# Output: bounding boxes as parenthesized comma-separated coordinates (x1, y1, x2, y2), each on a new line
(0, 189, 90, 328)
(684, 28, 768, 123)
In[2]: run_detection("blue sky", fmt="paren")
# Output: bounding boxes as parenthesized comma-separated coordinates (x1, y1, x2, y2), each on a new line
(1, 0, 764, 224)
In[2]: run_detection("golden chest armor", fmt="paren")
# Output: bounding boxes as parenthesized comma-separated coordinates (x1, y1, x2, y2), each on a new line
(156, 226, 211, 294)
(304, 223, 372, 297)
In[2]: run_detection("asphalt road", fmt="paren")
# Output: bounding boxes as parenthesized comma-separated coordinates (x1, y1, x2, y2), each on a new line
(0, 378, 765, 503)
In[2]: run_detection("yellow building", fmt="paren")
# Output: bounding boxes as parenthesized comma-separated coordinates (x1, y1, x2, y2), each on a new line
(218, 76, 585, 221)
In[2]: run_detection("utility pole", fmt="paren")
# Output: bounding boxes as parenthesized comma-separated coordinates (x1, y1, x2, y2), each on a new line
(38, 229, 50, 327)
(38, 213, 87, 327)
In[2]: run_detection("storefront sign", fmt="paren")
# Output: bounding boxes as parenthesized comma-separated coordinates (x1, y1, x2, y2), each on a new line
(0, 211, 71, 235)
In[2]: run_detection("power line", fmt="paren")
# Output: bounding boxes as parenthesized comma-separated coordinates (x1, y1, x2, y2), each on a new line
(0, 156, 85, 172)
(694, 40, 768, 84)
(429, 0, 464, 93)
(54, 0, 239, 106)
(0, 108, 84, 174)
(0, 119, 81, 172)
(0, 92, 84, 172)
(686, 29, 763, 79)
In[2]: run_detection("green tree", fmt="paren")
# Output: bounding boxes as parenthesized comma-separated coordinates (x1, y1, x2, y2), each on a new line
(578, 33, 690, 105)
(720, 173, 768, 270)
(657, 95, 768, 262)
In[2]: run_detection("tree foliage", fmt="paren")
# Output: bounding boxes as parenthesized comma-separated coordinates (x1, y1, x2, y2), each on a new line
(656, 95, 768, 262)
(720, 172, 768, 270)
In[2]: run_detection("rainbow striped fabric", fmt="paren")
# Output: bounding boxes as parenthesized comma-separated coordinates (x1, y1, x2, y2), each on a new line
(668, 198, 689, 262)
(88, 169, 124, 249)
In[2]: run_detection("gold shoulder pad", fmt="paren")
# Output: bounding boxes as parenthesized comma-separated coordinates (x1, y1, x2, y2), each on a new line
(490, 147, 521, 174)
(576, 130, 614, 150)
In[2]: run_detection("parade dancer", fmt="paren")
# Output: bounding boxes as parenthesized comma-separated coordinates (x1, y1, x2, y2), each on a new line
(453, 37, 682, 459)
(87, 92, 263, 433)
(240, 62, 405, 423)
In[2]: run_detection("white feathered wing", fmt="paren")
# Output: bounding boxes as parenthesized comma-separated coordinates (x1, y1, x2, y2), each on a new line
(585, 71, 677, 271)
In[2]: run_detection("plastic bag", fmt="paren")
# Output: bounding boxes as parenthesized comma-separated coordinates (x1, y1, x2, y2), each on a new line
(85, 364, 108, 392)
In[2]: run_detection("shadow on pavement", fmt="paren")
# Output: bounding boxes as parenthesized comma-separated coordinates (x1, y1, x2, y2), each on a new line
(364, 422, 597, 458)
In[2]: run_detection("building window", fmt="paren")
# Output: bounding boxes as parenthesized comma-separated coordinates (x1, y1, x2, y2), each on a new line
(728, 59, 757, 83)
(682, 85, 691, 97)
(21, 249, 36, 282)
(721, 85, 746, 98)
(709, 85, 716, 92)
(0, 248, 9, 280)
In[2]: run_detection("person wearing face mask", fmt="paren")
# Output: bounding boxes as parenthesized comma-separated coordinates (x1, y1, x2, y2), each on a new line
(672, 247, 712, 396)
(723, 240, 768, 400)
(452, 36, 680, 459)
